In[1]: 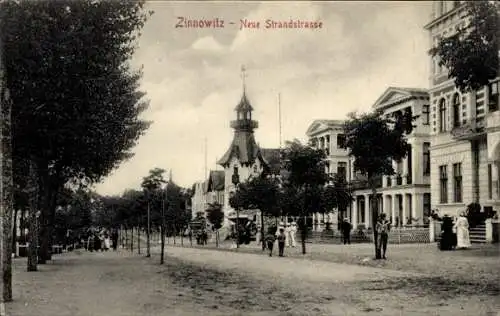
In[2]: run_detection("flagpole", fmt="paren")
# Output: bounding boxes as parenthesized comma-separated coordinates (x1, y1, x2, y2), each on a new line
(204, 137, 208, 179)
(278, 93, 282, 149)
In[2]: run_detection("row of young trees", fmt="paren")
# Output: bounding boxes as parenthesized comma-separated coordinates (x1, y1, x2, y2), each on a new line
(98, 168, 192, 264)
(0, 0, 153, 301)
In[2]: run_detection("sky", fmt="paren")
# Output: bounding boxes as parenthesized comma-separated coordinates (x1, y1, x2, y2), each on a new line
(94, 0, 433, 196)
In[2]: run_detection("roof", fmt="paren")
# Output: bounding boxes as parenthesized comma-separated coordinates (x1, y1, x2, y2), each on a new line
(217, 131, 259, 166)
(260, 148, 281, 175)
(235, 91, 254, 112)
(207, 170, 225, 192)
(306, 119, 345, 136)
(372, 87, 429, 110)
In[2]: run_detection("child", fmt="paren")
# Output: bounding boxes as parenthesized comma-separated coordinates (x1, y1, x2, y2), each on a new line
(264, 230, 276, 257)
(277, 228, 286, 257)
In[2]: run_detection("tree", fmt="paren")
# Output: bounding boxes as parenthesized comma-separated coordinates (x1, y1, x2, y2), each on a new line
(229, 175, 282, 250)
(343, 110, 415, 259)
(141, 168, 166, 258)
(1, 0, 152, 263)
(0, 38, 14, 300)
(429, 1, 499, 92)
(280, 140, 341, 255)
(206, 203, 224, 248)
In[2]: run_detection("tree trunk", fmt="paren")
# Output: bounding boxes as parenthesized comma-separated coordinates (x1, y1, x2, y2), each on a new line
(370, 184, 381, 260)
(130, 226, 134, 253)
(27, 161, 39, 272)
(146, 202, 150, 257)
(137, 225, 141, 255)
(173, 225, 176, 245)
(12, 208, 17, 257)
(260, 211, 265, 251)
(160, 222, 165, 265)
(301, 225, 307, 255)
(0, 82, 14, 301)
(181, 230, 183, 246)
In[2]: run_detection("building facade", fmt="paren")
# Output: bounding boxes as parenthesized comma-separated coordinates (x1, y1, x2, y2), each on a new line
(191, 181, 207, 219)
(206, 170, 225, 206)
(425, 1, 500, 217)
(307, 87, 432, 229)
(306, 119, 349, 230)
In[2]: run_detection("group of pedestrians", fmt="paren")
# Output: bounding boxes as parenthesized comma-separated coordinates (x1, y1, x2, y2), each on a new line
(264, 221, 297, 257)
(85, 228, 119, 252)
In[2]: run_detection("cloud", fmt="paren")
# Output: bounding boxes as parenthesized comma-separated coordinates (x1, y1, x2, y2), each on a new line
(191, 36, 226, 52)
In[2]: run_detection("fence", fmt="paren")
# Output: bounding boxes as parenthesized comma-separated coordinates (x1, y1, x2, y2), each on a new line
(308, 225, 430, 244)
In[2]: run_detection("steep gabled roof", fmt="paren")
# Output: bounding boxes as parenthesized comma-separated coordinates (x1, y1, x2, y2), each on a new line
(260, 148, 281, 175)
(207, 170, 225, 192)
(217, 132, 259, 167)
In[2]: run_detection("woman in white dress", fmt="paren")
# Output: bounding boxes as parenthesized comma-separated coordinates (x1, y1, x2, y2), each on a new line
(454, 211, 471, 249)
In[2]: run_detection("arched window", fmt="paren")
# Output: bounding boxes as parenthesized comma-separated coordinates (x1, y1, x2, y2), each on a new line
(439, 98, 447, 132)
(452, 93, 460, 127)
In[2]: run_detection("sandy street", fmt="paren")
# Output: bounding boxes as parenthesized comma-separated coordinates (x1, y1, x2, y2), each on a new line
(6, 246, 500, 316)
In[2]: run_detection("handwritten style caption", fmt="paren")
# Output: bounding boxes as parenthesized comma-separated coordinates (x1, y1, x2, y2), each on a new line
(175, 17, 323, 30)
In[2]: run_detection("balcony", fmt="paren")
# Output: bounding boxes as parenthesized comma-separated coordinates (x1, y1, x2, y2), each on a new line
(450, 118, 486, 141)
(349, 176, 382, 190)
(230, 119, 258, 130)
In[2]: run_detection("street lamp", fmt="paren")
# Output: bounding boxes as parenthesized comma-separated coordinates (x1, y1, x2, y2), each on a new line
(231, 166, 240, 248)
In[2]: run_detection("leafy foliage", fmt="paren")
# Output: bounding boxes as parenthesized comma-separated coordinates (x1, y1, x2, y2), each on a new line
(343, 110, 415, 259)
(279, 140, 351, 254)
(206, 203, 224, 230)
(1, 0, 152, 260)
(229, 175, 282, 217)
(343, 111, 413, 179)
(429, 1, 499, 92)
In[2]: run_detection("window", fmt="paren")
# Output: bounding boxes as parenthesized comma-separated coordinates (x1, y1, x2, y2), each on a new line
(423, 142, 431, 176)
(337, 162, 347, 181)
(439, 165, 448, 203)
(488, 81, 499, 112)
(337, 134, 346, 148)
(453, 163, 462, 203)
(422, 105, 430, 125)
(452, 93, 460, 127)
(439, 98, 447, 132)
(423, 193, 431, 217)
(488, 164, 493, 199)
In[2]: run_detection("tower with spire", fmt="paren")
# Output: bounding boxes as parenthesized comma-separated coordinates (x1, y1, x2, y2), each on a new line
(216, 66, 282, 225)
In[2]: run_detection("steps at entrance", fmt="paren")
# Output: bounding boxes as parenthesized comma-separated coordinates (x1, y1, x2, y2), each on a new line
(470, 224, 486, 243)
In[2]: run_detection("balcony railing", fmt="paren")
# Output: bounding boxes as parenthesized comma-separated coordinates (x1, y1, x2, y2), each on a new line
(406, 174, 412, 185)
(349, 176, 382, 190)
(450, 118, 485, 140)
(396, 175, 403, 185)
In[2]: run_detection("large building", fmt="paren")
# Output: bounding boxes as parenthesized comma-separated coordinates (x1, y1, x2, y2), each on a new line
(306, 119, 349, 230)
(306, 87, 432, 229)
(424, 1, 500, 217)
